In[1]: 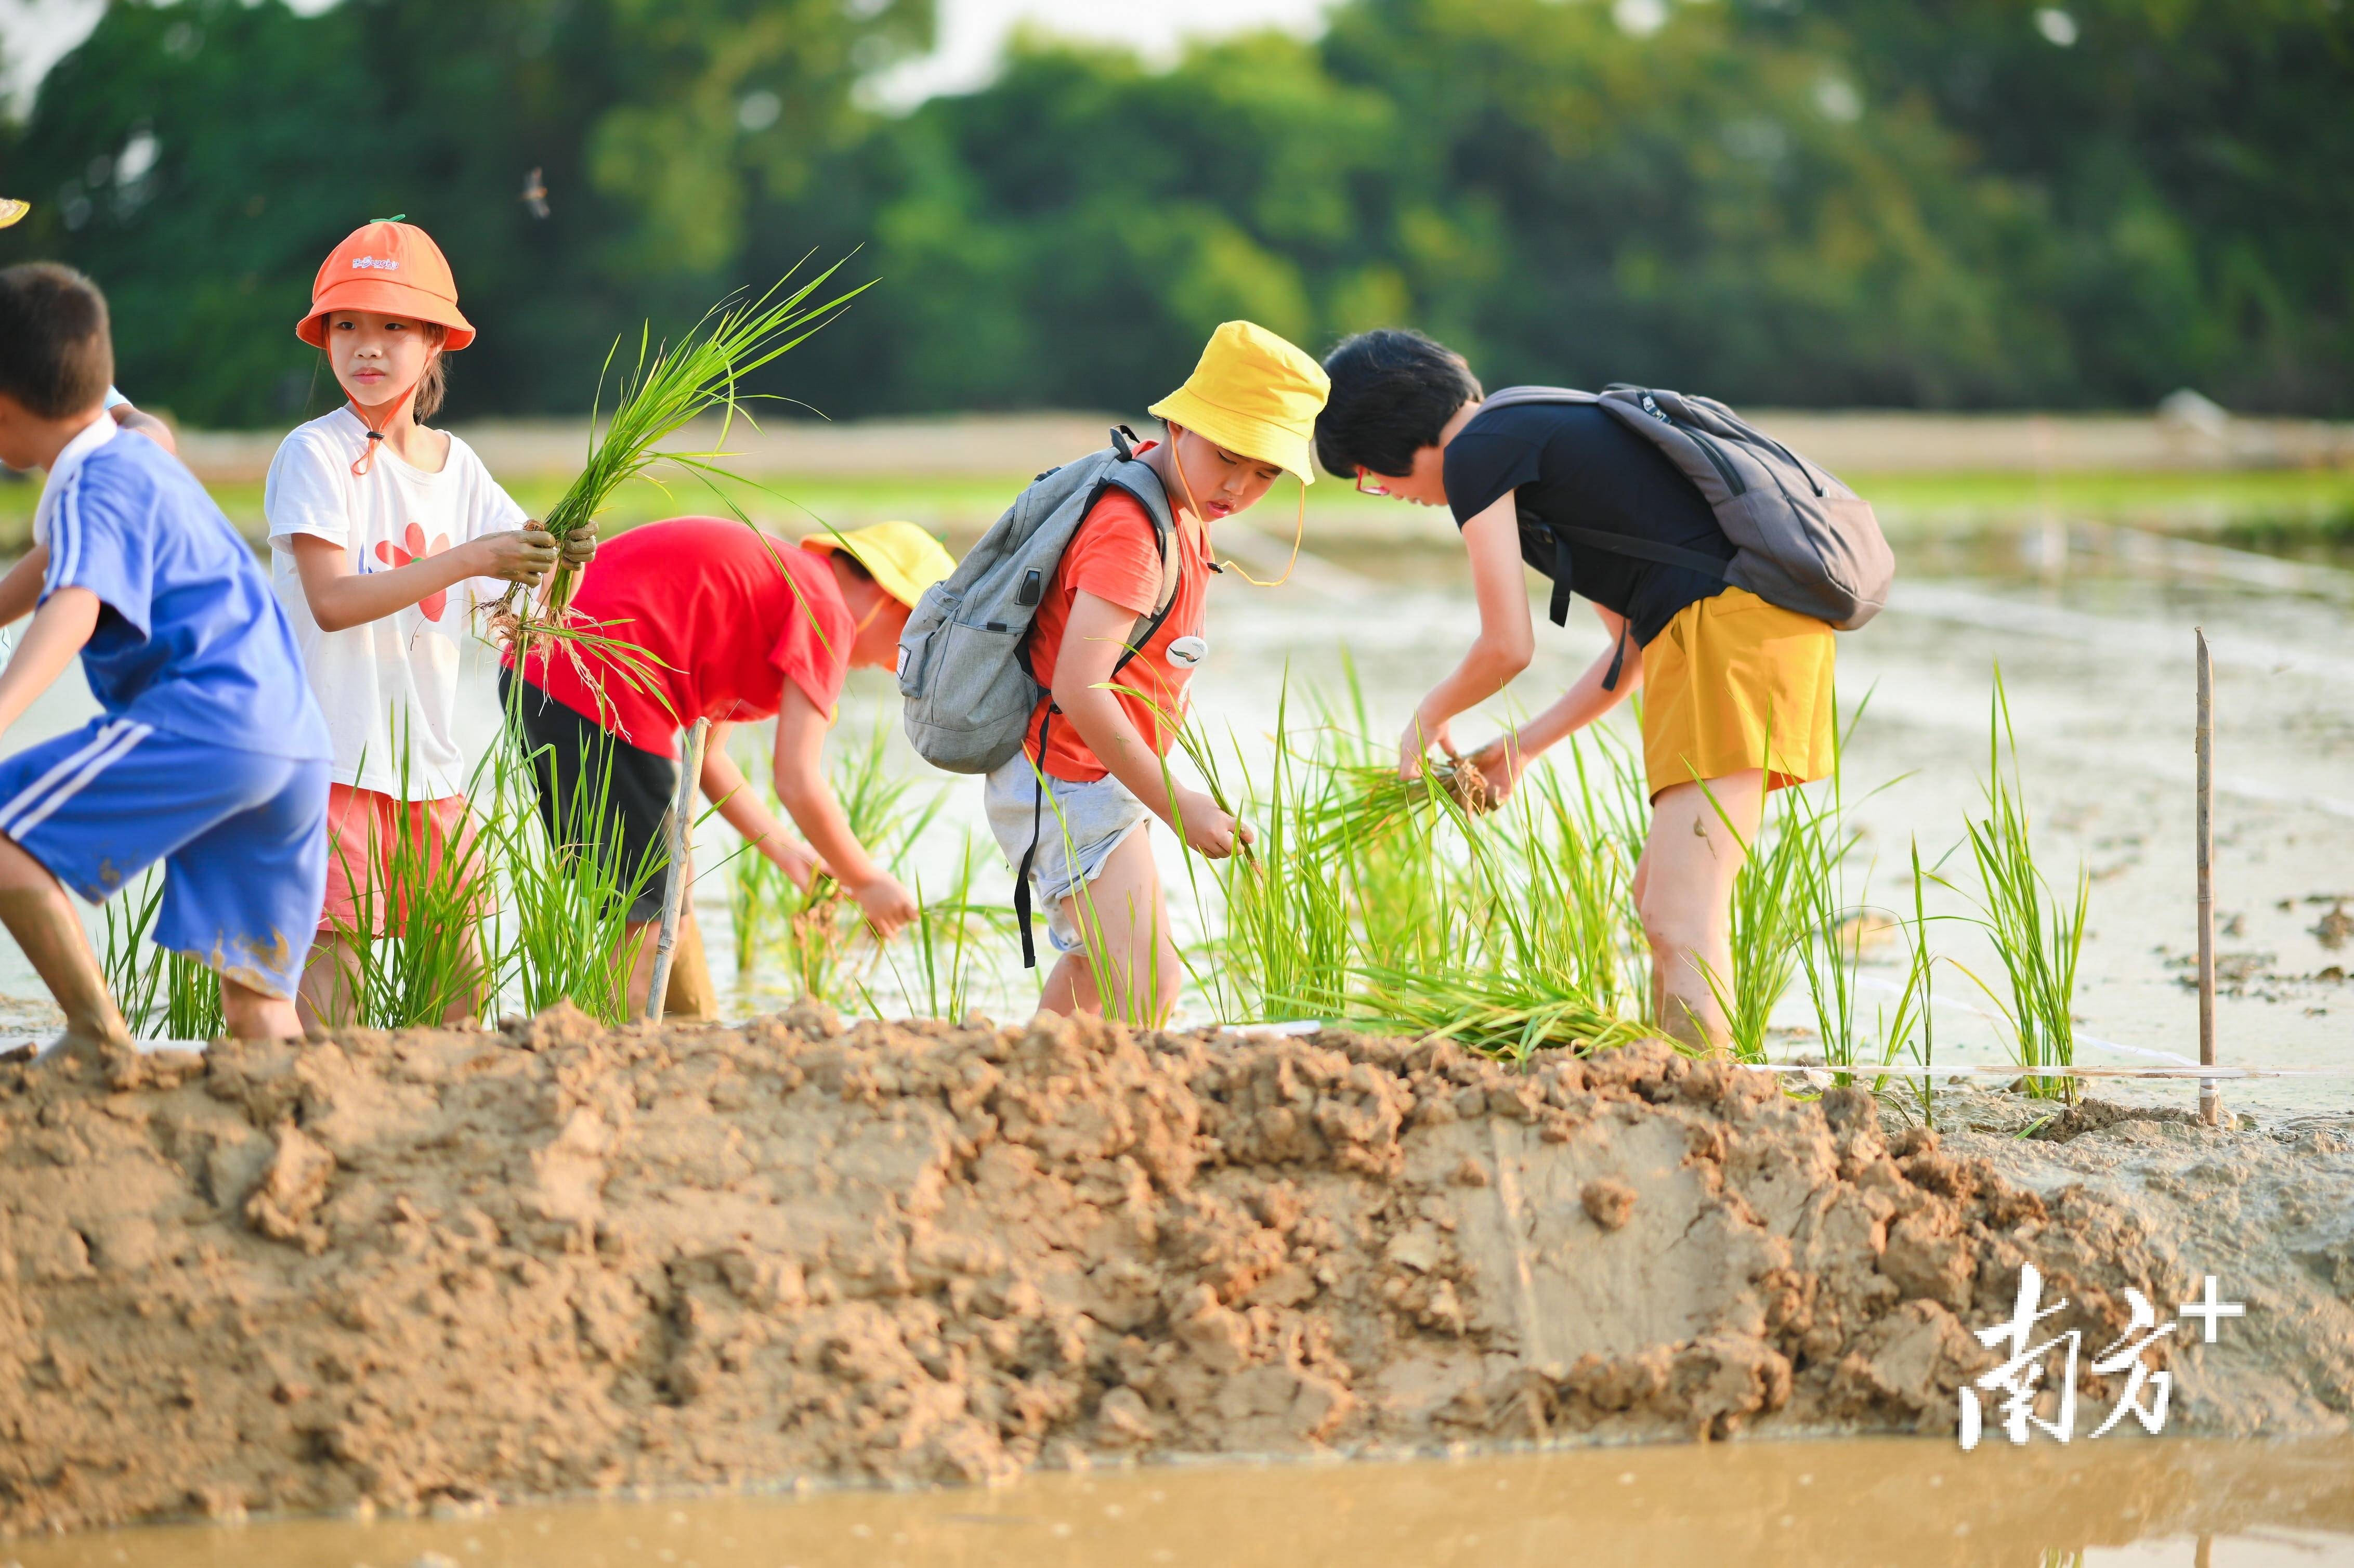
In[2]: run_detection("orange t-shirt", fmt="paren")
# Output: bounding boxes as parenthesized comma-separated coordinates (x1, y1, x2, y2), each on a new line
(1021, 486, 1211, 783)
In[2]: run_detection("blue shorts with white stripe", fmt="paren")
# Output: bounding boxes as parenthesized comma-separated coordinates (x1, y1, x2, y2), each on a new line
(0, 718, 329, 1000)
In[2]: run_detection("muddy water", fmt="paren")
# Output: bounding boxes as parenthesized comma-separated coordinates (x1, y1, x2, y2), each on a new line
(7, 517, 2351, 1121)
(9, 1438, 2353, 1567)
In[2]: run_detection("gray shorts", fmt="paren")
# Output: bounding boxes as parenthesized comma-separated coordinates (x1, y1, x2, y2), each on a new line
(983, 752, 1153, 957)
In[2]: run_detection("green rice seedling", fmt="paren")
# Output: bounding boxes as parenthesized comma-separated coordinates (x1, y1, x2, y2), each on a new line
(495, 262, 869, 644)
(731, 718, 945, 1007)
(492, 714, 668, 1025)
(98, 872, 224, 1039)
(1212, 694, 1351, 1023)
(729, 845, 781, 977)
(1702, 791, 1822, 1065)
(1492, 761, 1643, 1023)
(881, 834, 1019, 1022)
(1794, 812, 1871, 1081)
(1952, 675, 2088, 1103)
(1284, 655, 1464, 983)
(719, 734, 786, 977)
(1309, 756, 1490, 859)
(1873, 838, 1939, 1127)
(1564, 708, 1654, 880)
(1352, 962, 1648, 1063)
(319, 738, 498, 1030)
(99, 873, 167, 1029)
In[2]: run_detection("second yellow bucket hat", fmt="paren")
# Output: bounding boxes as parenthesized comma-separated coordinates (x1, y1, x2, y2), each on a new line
(1148, 321, 1331, 484)
(801, 520, 957, 609)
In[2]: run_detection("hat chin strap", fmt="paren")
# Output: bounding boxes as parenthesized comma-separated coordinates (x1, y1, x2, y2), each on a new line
(1162, 429, 1305, 589)
(346, 378, 420, 478)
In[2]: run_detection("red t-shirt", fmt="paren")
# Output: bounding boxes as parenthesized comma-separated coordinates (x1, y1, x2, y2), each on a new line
(509, 517, 853, 759)
(1021, 487, 1211, 783)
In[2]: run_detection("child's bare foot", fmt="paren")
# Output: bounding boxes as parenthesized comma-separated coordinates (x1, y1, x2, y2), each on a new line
(0, 878, 138, 1059)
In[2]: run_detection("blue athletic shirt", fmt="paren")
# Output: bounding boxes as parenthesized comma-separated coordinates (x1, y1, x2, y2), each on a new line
(34, 418, 332, 761)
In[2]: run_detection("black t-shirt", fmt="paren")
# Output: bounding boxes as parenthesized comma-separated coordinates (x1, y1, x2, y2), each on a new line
(1442, 401, 1732, 647)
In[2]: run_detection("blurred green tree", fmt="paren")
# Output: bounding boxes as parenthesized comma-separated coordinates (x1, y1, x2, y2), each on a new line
(4, 0, 931, 426)
(5, 0, 2346, 424)
(1783, 0, 2354, 412)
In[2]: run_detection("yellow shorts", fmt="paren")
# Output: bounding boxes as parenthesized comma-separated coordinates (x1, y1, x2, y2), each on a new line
(1639, 586, 1836, 801)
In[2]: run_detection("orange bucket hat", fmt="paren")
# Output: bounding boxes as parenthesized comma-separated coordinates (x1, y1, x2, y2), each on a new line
(295, 218, 475, 349)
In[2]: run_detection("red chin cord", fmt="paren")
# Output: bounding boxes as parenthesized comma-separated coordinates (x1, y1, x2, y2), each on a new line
(347, 380, 420, 477)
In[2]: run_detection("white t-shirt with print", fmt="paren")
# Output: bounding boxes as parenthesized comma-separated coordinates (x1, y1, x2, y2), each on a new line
(265, 408, 526, 800)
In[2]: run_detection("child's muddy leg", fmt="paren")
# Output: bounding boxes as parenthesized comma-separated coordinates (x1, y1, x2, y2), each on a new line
(297, 934, 359, 1036)
(0, 833, 134, 1053)
(1047, 830, 1178, 1028)
(441, 924, 488, 1029)
(1636, 771, 1763, 1054)
(220, 973, 301, 1041)
(1038, 950, 1093, 1017)
(617, 912, 709, 1022)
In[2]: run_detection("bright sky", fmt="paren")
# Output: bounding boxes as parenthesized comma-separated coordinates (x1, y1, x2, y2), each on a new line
(0, 0, 1335, 114)
(868, 0, 1335, 106)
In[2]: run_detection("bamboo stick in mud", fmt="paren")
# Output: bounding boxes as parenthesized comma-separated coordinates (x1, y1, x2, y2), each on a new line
(647, 718, 711, 1024)
(2196, 629, 2219, 1127)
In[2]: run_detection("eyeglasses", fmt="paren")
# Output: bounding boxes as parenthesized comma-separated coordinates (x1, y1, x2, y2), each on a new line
(1354, 467, 1393, 496)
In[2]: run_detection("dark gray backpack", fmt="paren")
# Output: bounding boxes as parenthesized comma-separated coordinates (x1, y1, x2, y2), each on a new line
(1481, 384, 1893, 632)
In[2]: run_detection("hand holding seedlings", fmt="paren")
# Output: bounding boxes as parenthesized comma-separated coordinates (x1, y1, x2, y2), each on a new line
(1460, 735, 1523, 806)
(1396, 708, 1460, 781)
(850, 872, 919, 938)
(472, 527, 563, 586)
(1173, 782, 1253, 860)
(1442, 754, 1495, 814)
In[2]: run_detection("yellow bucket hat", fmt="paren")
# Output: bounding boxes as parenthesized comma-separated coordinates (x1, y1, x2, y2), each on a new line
(801, 520, 957, 610)
(1147, 321, 1331, 485)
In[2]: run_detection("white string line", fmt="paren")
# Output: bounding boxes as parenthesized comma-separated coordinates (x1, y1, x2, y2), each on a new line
(1852, 976, 2200, 1066)
(1738, 1061, 2340, 1082)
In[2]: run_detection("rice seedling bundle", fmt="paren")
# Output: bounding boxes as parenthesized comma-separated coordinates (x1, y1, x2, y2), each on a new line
(1353, 963, 1647, 1062)
(1311, 758, 1491, 858)
(490, 260, 868, 660)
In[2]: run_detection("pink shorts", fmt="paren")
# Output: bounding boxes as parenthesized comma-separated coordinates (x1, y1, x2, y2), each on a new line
(318, 785, 483, 937)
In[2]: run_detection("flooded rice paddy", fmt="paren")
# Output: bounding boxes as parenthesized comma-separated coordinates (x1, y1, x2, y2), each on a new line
(3, 516, 2351, 1561)
(6, 1436, 2352, 1567)
(4, 515, 2351, 1123)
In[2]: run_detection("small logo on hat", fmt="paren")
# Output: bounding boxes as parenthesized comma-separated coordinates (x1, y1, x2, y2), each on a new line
(351, 256, 401, 271)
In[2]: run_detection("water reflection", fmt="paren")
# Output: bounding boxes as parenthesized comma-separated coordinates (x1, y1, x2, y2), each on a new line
(10, 1437, 2352, 1568)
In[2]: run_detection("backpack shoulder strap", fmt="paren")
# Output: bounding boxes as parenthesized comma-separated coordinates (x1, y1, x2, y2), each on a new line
(1477, 385, 1602, 414)
(1097, 429, 1183, 640)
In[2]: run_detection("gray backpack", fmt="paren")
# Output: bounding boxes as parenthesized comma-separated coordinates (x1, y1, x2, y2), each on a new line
(898, 427, 1181, 968)
(1481, 384, 1893, 632)
(897, 426, 1180, 775)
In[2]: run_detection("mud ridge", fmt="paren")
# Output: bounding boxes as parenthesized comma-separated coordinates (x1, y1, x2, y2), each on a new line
(2, 1009, 2349, 1533)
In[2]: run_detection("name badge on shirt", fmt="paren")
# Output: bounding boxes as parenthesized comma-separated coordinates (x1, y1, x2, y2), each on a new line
(1166, 634, 1208, 669)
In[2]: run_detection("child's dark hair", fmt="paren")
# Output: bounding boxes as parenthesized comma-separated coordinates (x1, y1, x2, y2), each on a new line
(0, 263, 114, 420)
(1314, 328, 1483, 480)
(414, 323, 448, 422)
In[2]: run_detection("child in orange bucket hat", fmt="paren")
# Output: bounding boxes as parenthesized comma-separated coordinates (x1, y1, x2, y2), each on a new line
(264, 218, 594, 1031)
